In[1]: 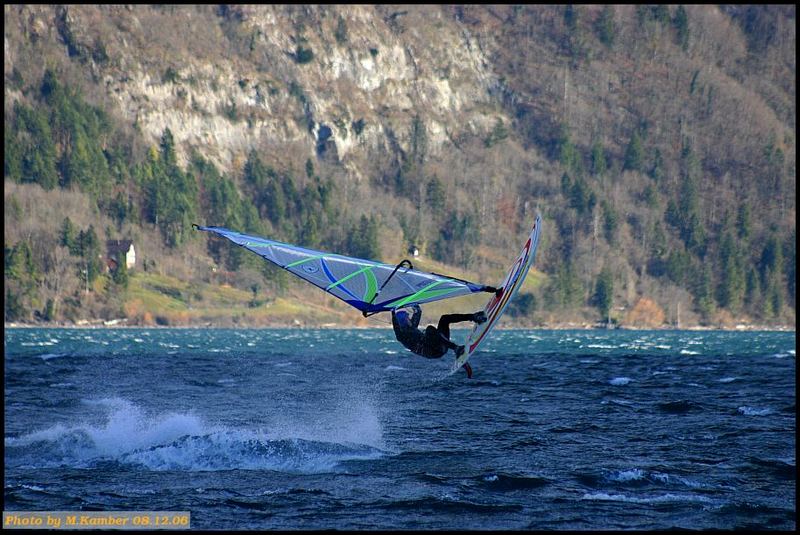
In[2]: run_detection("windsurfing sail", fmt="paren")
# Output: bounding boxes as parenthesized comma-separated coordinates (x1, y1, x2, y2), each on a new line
(194, 225, 489, 315)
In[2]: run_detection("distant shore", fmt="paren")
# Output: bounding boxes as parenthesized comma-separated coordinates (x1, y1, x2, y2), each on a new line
(5, 320, 795, 332)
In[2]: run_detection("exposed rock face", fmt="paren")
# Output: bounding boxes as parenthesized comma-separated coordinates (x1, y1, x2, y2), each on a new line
(6, 5, 502, 179)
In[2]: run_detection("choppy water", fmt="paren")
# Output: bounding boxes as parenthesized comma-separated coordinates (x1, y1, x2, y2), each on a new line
(4, 328, 796, 530)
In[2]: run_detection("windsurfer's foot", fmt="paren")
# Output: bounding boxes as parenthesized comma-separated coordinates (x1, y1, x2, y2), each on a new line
(455, 345, 466, 358)
(472, 311, 487, 324)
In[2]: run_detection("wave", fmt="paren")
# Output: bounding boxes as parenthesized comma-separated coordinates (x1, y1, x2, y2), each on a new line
(581, 491, 712, 504)
(577, 468, 713, 491)
(479, 472, 550, 491)
(737, 406, 772, 416)
(609, 377, 633, 386)
(4, 398, 384, 473)
(39, 353, 71, 361)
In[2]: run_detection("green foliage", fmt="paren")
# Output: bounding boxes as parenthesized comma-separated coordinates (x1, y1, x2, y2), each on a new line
(78, 225, 104, 284)
(335, 16, 348, 44)
(593, 266, 614, 320)
(507, 292, 536, 318)
(716, 232, 745, 313)
(395, 116, 428, 201)
(623, 130, 644, 172)
(737, 203, 752, 240)
(601, 200, 618, 245)
(642, 183, 659, 210)
(195, 154, 260, 270)
(345, 215, 381, 260)
(42, 70, 113, 197)
(60, 217, 79, 255)
(4, 121, 23, 182)
(431, 210, 477, 268)
(595, 5, 616, 47)
(43, 298, 56, 322)
(694, 263, 715, 319)
(649, 148, 664, 182)
(666, 143, 706, 254)
(398, 214, 421, 252)
(295, 46, 314, 64)
(758, 234, 783, 290)
(557, 125, 583, 176)
(784, 230, 796, 308)
(163, 66, 180, 84)
(673, 6, 689, 51)
(5, 240, 40, 286)
(10, 102, 59, 189)
(138, 129, 198, 247)
(425, 175, 446, 214)
(665, 248, 692, 286)
(562, 4, 589, 60)
(590, 140, 607, 177)
(112, 253, 129, 288)
(5, 288, 26, 322)
(484, 118, 509, 148)
(545, 261, 583, 308)
(568, 176, 596, 216)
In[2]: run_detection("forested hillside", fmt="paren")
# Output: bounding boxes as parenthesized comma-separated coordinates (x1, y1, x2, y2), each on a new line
(4, 5, 795, 328)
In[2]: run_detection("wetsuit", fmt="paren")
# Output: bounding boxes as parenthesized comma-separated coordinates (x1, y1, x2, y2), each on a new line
(392, 305, 477, 359)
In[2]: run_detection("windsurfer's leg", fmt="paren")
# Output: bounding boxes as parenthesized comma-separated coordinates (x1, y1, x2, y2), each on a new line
(423, 326, 452, 357)
(437, 313, 476, 339)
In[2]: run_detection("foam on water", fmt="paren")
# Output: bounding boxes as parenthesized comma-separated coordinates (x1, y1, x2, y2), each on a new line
(581, 492, 712, 504)
(737, 406, 772, 416)
(609, 377, 633, 386)
(5, 396, 385, 473)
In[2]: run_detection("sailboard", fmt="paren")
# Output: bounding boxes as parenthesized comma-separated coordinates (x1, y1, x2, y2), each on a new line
(451, 213, 542, 375)
(194, 225, 489, 315)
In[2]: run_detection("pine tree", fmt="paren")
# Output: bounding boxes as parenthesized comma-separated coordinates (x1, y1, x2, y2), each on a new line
(673, 6, 690, 51)
(596, 6, 616, 47)
(594, 266, 614, 322)
(717, 232, 745, 313)
(623, 130, 644, 172)
(590, 140, 607, 178)
(112, 253, 129, 288)
(61, 217, 77, 254)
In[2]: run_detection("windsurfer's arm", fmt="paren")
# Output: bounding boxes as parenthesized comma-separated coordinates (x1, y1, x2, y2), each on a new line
(481, 285, 502, 297)
(409, 304, 422, 328)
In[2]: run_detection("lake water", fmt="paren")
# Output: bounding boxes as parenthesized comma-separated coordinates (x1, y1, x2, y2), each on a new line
(4, 328, 796, 529)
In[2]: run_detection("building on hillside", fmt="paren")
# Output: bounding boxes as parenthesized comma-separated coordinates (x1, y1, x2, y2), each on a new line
(106, 240, 135, 271)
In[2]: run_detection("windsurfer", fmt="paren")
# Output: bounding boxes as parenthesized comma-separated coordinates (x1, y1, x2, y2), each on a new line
(391, 303, 489, 378)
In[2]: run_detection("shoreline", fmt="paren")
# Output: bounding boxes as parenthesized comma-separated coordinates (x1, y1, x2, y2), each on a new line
(5, 321, 796, 332)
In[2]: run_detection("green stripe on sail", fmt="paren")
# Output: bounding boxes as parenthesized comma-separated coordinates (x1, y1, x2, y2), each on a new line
(406, 287, 462, 304)
(326, 265, 374, 291)
(364, 268, 378, 302)
(387, 280, 450, 308)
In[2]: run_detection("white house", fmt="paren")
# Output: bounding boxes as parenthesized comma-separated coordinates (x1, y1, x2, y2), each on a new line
(106, 240, 135, 270)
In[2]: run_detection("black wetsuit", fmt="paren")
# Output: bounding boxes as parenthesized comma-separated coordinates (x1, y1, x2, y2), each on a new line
(391, 305, 475, 359)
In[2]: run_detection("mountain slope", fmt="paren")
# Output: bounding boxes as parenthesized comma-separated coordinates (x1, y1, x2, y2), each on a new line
(4, 5, 795, 328)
